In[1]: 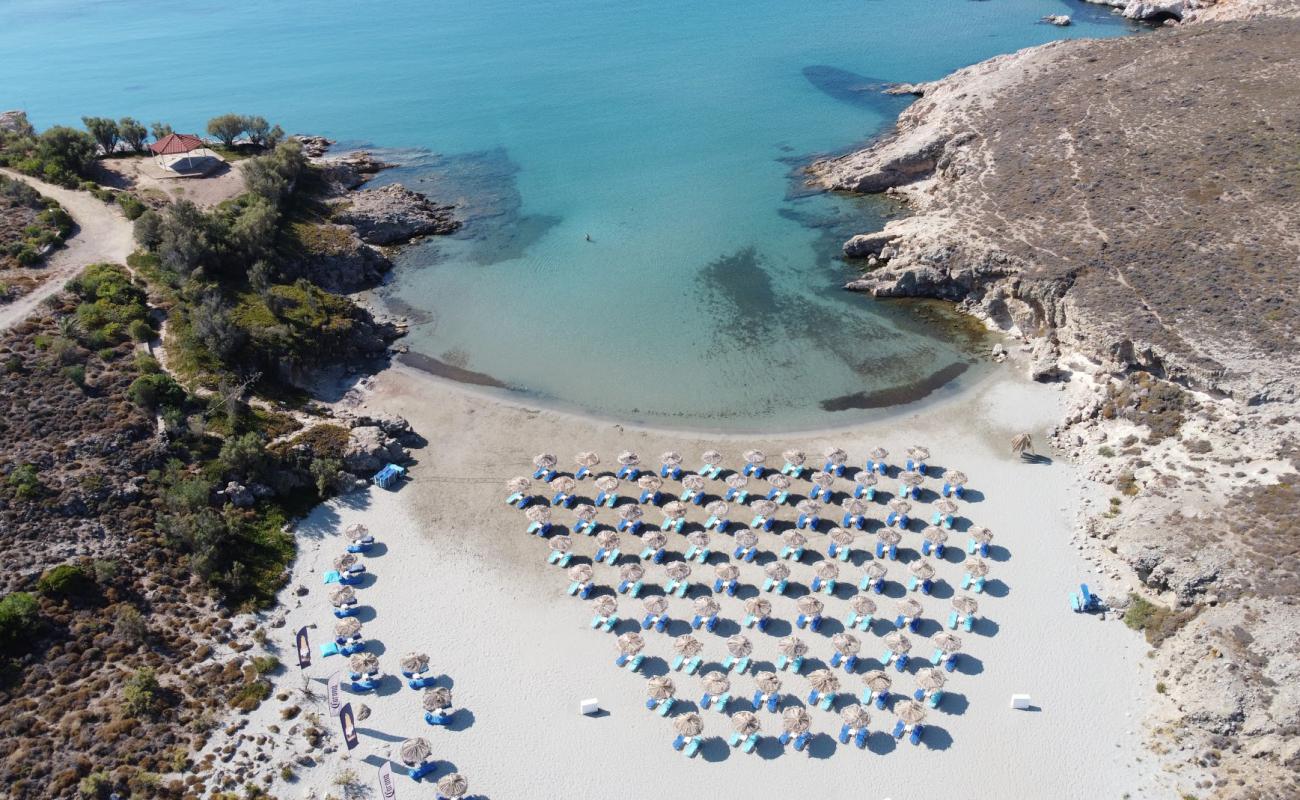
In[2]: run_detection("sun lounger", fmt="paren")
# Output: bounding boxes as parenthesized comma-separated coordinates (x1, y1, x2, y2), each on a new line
(529, 520, 553, 536)
(885, 511, 910, 528)
(552, 492, 575, 508)
(661, 464, 683, 480)
(860, 575, 885, 594)
(795, 613, 823, 632)
(766, 488, 790, 504)
(829, 652, 858, 673)
(408, 761, 436, 781)
(655, 697, 676, 716)
(333, 606, 358, 619)
(574, 519, 595, 536)
(967, 537, 989, 556)
(638, 489, 661, 505)
(741, 733, 759, 753)
(425, 710, 453, 726)
(616, 653, 645, 672)
(707, 692, 731, 713)
(796, 513, 820, 530)
(891, 720, 906, 739)
(862, 688, 890, 709)
(743, 614, 770, 632)
(909, 724, 924, 745)
(777, 652, 804, 672)
(853, 485, 876, 501)
(692, 613, 719, 632)
(346, 536, 375, 553)
(844, 610, 873, 631)
(547, 549, 571, 566)
(734, 545, 757, 562)
(639, 546, 665, 563)
(506, 491, 525, 507)
(340, 641, 366, 656)
(319, 641, 340, 657)
(807, 689, 835, 711)
(595, 491, 618, 507)
(926, 690, 944, 709)
(874, 542, 898, 560)
(763, 577, 789, 594)
(533, 466, 556, 481)
(907, 576, 933, 596)
(617, 466, 639, 480)
(576, 466, 592, 480)
(779, 545, 805, 561)
(942, 482, 964, 499)
(323, 570, 342, 585)
(713, 578, 738, 596)
(723, 655, 751, 674)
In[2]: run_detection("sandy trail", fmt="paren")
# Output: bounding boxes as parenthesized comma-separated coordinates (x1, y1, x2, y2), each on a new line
(0, 168, 135, 331)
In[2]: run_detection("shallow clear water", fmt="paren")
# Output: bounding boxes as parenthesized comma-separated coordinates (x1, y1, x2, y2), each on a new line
(2, 0, 1132, 430)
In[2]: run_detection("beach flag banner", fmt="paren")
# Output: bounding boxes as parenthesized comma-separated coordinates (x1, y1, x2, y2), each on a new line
(378, 762, 398, 799)
(327, 672, 343, 716)
(295, 626, 311, 668)
(339, 703, 360, 750)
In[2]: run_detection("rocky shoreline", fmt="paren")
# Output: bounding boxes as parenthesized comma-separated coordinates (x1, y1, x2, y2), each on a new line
(810, 2, 1300, 796)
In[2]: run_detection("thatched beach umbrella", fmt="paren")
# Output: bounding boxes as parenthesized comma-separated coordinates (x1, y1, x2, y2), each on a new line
(767, 473, 792, 491)
(548, 534, 572, 555)
(782, 705, 813, 734)
(661, 451, 683, 469)
(643, 595, 669, 616)
(574, 503, 598, 522)
(725, 473, 748, 491)
(687, 529, 711, 549)
(674, 712, 704, 738)
(916, 667, 947, 692)
(551, 475, 577, 495)
(863, 561, 887, 582)
(333, 553, 357, 572)
(694, 596, 721, 618)
(596, 529, 621, 550)
(744, 597, 772, 620)
(1011, 433, 1034, 455)
(641, 530, 667, 551)
(422, 686, 453, 711)
(682, 474, 706, 493)
(701, 449, 723, 468)
(620, 562, 645, 583)
(595, 475, 620, 493)
(638, 474, 663, 492)
(877, 529, 902, 548)
(619, 504, 644, 523)
(796, 498, 822, 517)
(714, 563, 740, 582)
(946, 470, 968, 488)
(951, 595, 979, 616)
(823, 447, 848, 467)
(841, 498, 867, 517)
(830, 527, 856, 548)
(895, 699, 927, 726)
(815, 561, 840, 582)
(617, 631, 646, 656)
(966, 559, 991, 579)
(735, 529, 759, 551)
(704, 499, 729, 518)
(869, 447, 889, 462)
(907, 560, 935, 582)
(862, 669, 892, 693)
(841, 703, 871, 730)
(751, 499, 778, 518)
(647, 675, 676, 701)
(664, 561, 692, 581)
(618, 451, 641, 467)
(663, 500, 688, 520)
(882, 632, 913, 655)
(855, 471, 878, 489)
(345, 522, 369, 540)
(507, 476, 532, 495)
(922, 526, 949, 551)
(575, 452, 600, 469)
(887, 498, 912, 516)
(896, 598, 923, 620)
(592, 595, 618, 618)
(831, 633, 861, 656)
(934, 498, 959, 517)
(726, 635, 753, 658)
(970, 527, 994, 546)
(349, 651, 378, 675)
(731, 710, 760, 736)
(811, 471, 835, 491)
(900, 471, 925, 489)
(525, 505, 552, 524)
(335, 617, 362, 639)
(673, 634, 704, 658)
(755, 670, 782, 694)
(782, 530, 807, 549)
(400, 652, 429, 675)
(704, 671, 731, 696)
(765, 562, 790, 582)
(782, 449, 806, 468)
(933, 632, 963, 654)
(796, 595, 824, 617)
(569, 563, 594, 584)
(743, 449, 766, 467)
(850, 594, 877, 617)
(436, 773, 468, 799)
(778, 635, 809, 659)
(399, 737, 432, 766)
(329, 586, 357, 607)
(533, 453, 557, 470)
(906, 446, 930, 463)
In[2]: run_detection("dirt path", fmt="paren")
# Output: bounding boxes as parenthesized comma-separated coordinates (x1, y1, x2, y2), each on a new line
(0, 168, 136, 332)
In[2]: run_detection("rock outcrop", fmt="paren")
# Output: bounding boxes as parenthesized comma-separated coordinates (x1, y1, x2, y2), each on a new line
(331, 183, 460, 245)
(287, 224, 393, 294)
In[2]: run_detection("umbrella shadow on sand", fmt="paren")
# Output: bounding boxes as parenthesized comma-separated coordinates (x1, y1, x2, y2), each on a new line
(447, 709, 477, 732)
(955, 654, 985, 677)
(761, 617, 793, 638)
(805, 732, 838, 759)
(928, 581, 955, 600)
(982, 579, 1010, 599)
(699, 736, 732, 762)
(363, 541, 390, 558)
(371, 675, 403, 698)
(866, 730, 897, 755)
(353, 606, 378, 623)
(986, 543, 1012, 562)
(920, 724, 954, 751)
(960, 488, 986, 503)
(638, 656, 670, 678)
(972, 617, 1000, 638)
(711, 618, 742, 638)
(936, 691, 970, 716)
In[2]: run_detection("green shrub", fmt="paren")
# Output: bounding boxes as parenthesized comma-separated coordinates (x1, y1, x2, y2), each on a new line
(62, 363, 87, 388)
(128, 372, 186, 411)
(117, 192, 147, 220)
(78, 771, 111, 799)
(0, 592, 40, 653)
(123, 667, 163, 717)
(128, 317, 154, 342)
(6, 463, 43, 499)
(37, 563, 96, 598)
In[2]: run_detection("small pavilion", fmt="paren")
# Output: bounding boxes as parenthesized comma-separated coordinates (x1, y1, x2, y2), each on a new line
(148, 133, 206, 172)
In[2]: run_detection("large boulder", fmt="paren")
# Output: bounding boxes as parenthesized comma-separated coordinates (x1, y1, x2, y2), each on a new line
(331, 184, 460, 246)
(843, 231, 900, 259)
(288, 224, 392, 293)
(342, 426, 408, 474)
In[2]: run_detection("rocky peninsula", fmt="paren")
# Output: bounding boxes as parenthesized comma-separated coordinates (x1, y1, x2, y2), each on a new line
(811, 2, 1300, 795)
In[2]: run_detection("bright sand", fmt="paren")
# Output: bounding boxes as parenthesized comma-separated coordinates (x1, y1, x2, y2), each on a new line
(213, 365, 1153, 799)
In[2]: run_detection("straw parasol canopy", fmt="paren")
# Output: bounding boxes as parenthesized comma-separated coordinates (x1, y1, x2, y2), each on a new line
(731, 710, 760, 736)
(895, 699, 927, 726)
(638, 474, 663, 492)
(525, 505, 552, 524)
(796, 595, 824, 617)
(673, 634, 704, 657)
(399, 737, 432, 766)
(815, 561, 840, 582)
(704, 500, 729, 518)
(767, 633, 809, 665)
(595, 475, 620, 493)
(830, 527, 856, 547)
(726, 635, 753, 658)
(932, 632, 962, 654)
(687, 530, 711, 550)
(933, 498, 959, 516)
(863, 561, 887, 581)
(823, 447, 848, 466)
(751, 499, 778, 518)
(641, 531, 667, 551)
(755, 671, 782, 694)
(922, 526, 949, 548)
(619, 504, 644, 522)
(743, 449, 766, 466)
(703, 671, 731, 695)
(702, 449, 724, 466)
(765, 562, 791, 582)
(850, 594, 877, 616)
(548, 535, 573, 554)
(620, 562, 645, 583)
(436, 773, 468, 799)
(592, 595, 618, 618)
(906, 446, 930, 463)
(333, 553, 357, 572)
(806, 671, 837, 697)
(811, 471, 835, 490)
(507, 476, 532, 494)
(782, 530, 808, 549)
(896, 598, 923, 620)
(682, 474, 706, 493)
(831, 632, 861, 656)
(660, 451, 683, 468)
(422, 686, 453, 711)
(782, 449, 807, 467)
(643, 595, 669, 616)
(664, 561, 692, 581)
(869, 447, 889, 461)
(766, 473, 792, 491)
(744, 597, 772, 619)
(841, 703, 871, 730)
(663, 500, 688, 520)
(533, 453, 557, 470)
(855, 471, 879, 488)
(951, 595, 979, 616)
(841, 498, 867, 517)
(725, 473, 749, 490)
(617, 451, 641, 467)
(714, 563, 740, 582)
(882, 632, 913, 654)
(646, 675, 676, 700)
(877, 529, 902, 547)
(966, 559, 991, 579)
(574, 503, 598, 522)
(782, 705, 813, 734)
(915, 667, 947, 692)
(887, 498, 912, 516)
(596, 529, 621, 549)
(569, 564, 594, 584)
(400, 652, 429, 675)
(900, 471, 925, 488)
(329, 586, 357, 607)
(674, 712, 704, 738)
(575, 452, 600, 468)
(970, 527, 994, 546)
(694, 596, 721, 618)
(1011, 433, 1034, 455)
(946, 470, 968, 487)
(551, 476, 577, 495)
(907, 561, 935, 582)
(617, 632, 646, 656)
(345, 523, 369, 541)
(862, 669, 892, 693)
(335, 617, 362, 639)
(795, 499, 822, 516)
(735, 529, 759, 550)
(349, 651, 378, 675)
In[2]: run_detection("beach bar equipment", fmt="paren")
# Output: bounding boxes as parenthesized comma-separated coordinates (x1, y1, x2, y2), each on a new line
(345, 523, 375, 553)
(330, 585, 358, 618)
(914, 667, 948, 708)
(898, 470, 924, 500)
(581, 697, 601, 715)
(875, 529, 901, 561)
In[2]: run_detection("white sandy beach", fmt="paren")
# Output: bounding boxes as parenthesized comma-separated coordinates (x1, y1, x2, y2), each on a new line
(209, 363, 1155, 800)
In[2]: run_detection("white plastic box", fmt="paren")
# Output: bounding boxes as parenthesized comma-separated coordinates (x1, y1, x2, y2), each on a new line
(580, 698, 601, 715)
(1010, 694, 1032, 710)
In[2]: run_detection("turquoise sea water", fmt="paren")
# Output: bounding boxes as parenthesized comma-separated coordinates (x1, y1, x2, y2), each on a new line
(2, 0, 1132, 431)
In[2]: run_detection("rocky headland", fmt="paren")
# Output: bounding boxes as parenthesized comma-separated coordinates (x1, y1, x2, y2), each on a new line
(812, 3, 1300, 796)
